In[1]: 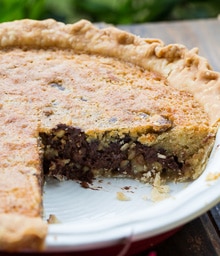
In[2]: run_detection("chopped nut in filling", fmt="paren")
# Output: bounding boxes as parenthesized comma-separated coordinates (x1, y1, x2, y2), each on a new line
(40, 124, 186, 184)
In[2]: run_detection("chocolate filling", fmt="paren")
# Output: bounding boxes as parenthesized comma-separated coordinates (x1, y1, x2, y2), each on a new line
(40, 124, 183, 183)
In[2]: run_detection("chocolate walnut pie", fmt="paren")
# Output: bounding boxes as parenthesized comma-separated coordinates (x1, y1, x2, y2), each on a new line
(0, 19, 219, 251)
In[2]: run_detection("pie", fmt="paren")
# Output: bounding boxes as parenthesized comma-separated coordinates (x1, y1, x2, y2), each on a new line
(0, 19, 219, 251)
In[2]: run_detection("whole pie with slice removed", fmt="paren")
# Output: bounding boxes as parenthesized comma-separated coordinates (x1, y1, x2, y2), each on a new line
(0, 19, 220, 251)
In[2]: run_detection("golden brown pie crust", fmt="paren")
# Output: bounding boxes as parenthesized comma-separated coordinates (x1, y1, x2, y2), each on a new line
(0, 19, 220, 251)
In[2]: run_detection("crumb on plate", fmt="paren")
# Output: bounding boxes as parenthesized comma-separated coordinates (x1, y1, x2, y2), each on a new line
(47, 214, 61, 224)
(116, 191, 131, 201)
(206, 172, 220, 181)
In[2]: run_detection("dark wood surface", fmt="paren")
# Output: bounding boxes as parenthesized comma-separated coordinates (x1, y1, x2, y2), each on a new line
(2, 18, 220, 256)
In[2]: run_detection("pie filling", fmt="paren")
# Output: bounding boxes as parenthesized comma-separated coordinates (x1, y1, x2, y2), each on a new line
(40, 124, 184, 184)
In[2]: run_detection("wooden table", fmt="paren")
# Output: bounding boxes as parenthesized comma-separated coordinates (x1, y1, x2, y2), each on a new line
(2, 18, 220, 256)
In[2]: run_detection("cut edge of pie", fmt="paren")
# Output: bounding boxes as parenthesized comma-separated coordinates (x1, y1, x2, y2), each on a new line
(0, 19, 220, 251)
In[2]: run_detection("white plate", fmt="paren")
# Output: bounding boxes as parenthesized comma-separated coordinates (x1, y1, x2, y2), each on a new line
(43, 129, 220, 252)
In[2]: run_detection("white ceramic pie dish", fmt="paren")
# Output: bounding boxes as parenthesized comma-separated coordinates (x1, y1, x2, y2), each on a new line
(43, 129, 220, 252)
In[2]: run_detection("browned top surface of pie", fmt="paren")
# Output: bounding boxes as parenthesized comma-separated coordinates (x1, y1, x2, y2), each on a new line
(0, 17, 220, 216)
(0, 19, 220, 250)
